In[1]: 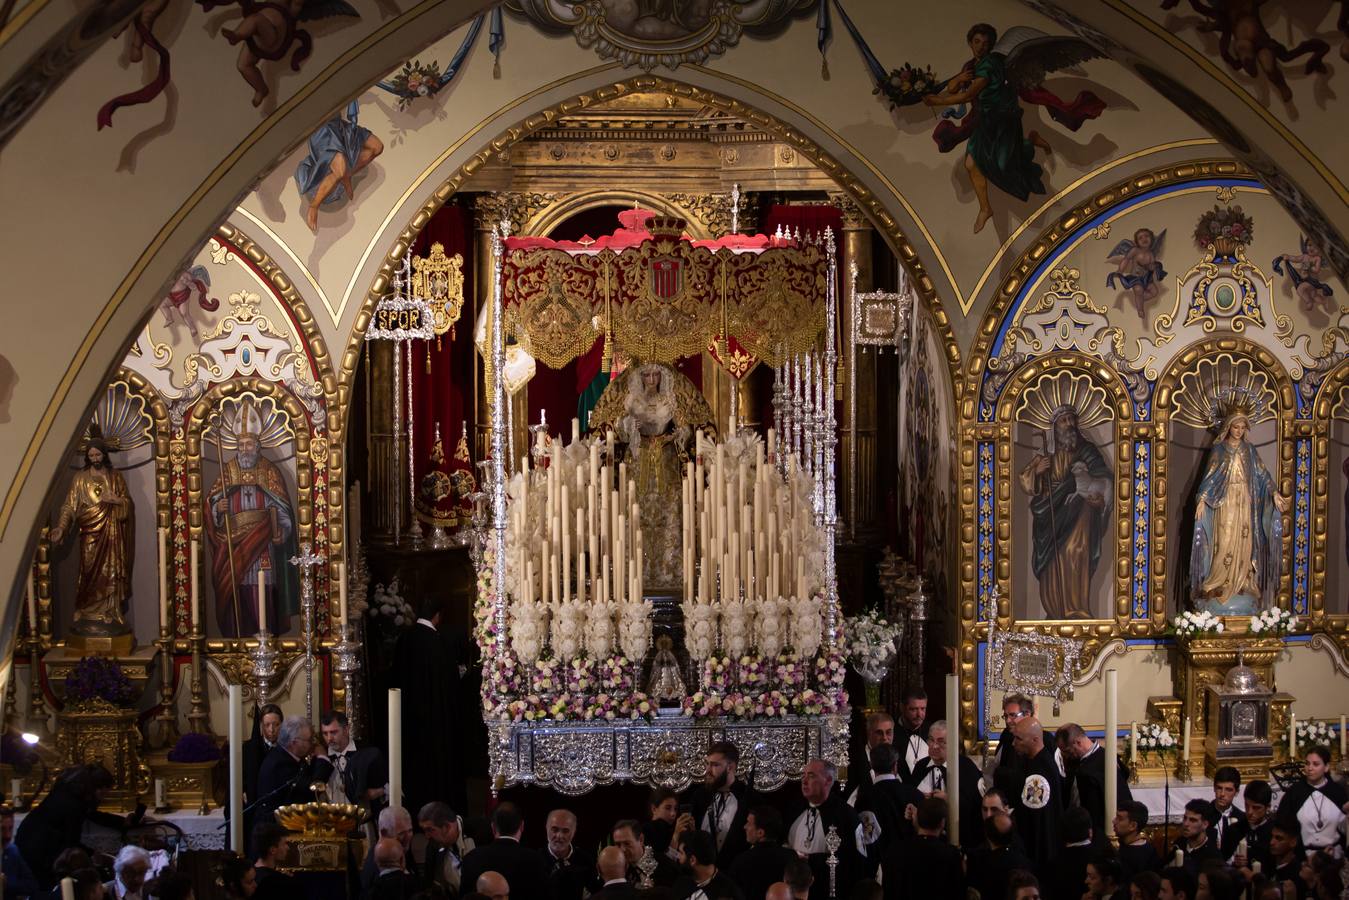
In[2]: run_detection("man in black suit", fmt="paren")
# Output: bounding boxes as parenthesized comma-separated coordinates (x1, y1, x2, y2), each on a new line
(419, 801, 475, 897)
(243, 703, 283, 803)
(907, 718, 985, 849)
(541, 808, 593, 900)
(1113, 801, 1160, 882)
(362, 806, 416, 891)
(460, 802, 547, 900)
(613, 818, 679, 889)
(893, 687, 929, 781)
(1169, 800, 1221, 876)
(254, 715, 334, 825)
(593, 846, 637, 900)
(785, 759, 868, 899)
(320, 710, 387, 809)
(856, 743, 921, 853)
(1046, 807, 1095, 900)
(672, 829, 744, 900)
(846, 712, 894, 806)
(989, 694, 1034, 800)
(1057, 722, 1133, 846)
(965, 812, 1034, 900)
(1229, 780, 1274, 871)
(251, 822, 297, 900)
(363, 837, 421, 900)
(1209, 766, 1244, 859)
(727, 806, 796, 900)
(880, 797, 964, 899)
(676, 741, 757, 871)
(391, 594, 463, 814)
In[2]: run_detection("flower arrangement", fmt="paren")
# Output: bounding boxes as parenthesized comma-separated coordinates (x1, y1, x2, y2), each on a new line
(1173, 610, 1225, 639)
(813, 648, 848, 708)
(737, 655, 768, 692)
(618, 601, 652, 661)
(370, 578, 414, 627)
(1192, 204, 1254, 252)
(167, 732, 222, 763)
(64, 657, 137, 706)
(597, 656, 635, 694)
(584, 601, 617, 659)
(384, 60, 445, 110)
(702, 656, 732, 694)
(878, 62, 940, 109)
(844, 610, 902, 683)
(1294, 718, 1338, 747)
(1135, 722, 1178, 759)
(756, 598, 787, 659)
(474, 554, 499, 647)
(719, 600, 753, 658)
(790, 595, 824, 658)
(773, 652, 807, 696)
(1250, 607, 1298, 635)
(550, 602, 586, 661)
(510, 601, 549, 664)
(565, 658, 596, 695)
(751, 690, 791, 718)
(683, 602, 719, 662)
(530, 658, 562, 700)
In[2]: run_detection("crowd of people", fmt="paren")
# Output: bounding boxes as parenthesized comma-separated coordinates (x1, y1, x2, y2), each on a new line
(4, 687, 1348, 900)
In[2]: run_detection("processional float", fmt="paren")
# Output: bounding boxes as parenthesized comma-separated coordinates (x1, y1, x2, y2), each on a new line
(475, 211, 850, 795)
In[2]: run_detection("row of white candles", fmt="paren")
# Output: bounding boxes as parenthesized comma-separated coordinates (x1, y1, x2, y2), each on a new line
(1122, 712, 1349, 763)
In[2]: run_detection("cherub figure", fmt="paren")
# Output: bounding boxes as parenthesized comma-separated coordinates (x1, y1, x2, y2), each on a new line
(1274, 235, 1337, 316)
(198, 0, 358, 107)
(158, 265, 220, 338)
(294, 99, 383, 231)
(1160, 0, 1329, 102)
(1105, 228, 1168, 320)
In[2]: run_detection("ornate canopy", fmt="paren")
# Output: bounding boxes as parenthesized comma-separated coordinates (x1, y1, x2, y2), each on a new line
(500, 211, 830, 371)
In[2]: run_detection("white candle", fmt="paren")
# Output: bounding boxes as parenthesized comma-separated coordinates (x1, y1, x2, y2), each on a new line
(158, 527, 169, 630)
(1130, 721, 1138, 763)
(767, 427, 776, 460)
(26, 569, 36, 632)
(1104, 669, 1118, 840)
(339, 561, 349, 629)
(1236, 837, 1248, 861)
(571, 417, 580, 444)
(946, 674, 960, 847)
(190, 539, 201, 631)
(1251, 860, 1261, 876)
(258, 569, 267, 635)
(10, 778, 22, 806)
(60, 878, 75, 900)
(1183, 716, 1192, 768)
(388, 688, 403, 807)
(1173, 849, 1183, 867)
(154, 778, 166, 809)
(1289, 712, 1297, 759)
(228, 683, 244, 853)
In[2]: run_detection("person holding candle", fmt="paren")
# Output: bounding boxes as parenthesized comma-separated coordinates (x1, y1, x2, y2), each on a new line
(1277, 746, 1349, 855)
(1168, 800, 1222, 876)
(1228, 780, 1274, 872)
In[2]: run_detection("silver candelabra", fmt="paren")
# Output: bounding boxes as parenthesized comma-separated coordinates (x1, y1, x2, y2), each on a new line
(249, 629, 279, 708)
(289, 542, 323, 722)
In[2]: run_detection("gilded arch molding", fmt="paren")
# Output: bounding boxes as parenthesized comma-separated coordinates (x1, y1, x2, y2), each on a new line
(522, 189, 716, 240)
(344, 74, 964, 397)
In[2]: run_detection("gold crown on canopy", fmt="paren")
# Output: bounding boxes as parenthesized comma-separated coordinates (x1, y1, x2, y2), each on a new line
(647, 216, 687, 238)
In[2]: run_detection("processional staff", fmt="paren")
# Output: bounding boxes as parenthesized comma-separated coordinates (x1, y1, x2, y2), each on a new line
(289, 541, 323, 721)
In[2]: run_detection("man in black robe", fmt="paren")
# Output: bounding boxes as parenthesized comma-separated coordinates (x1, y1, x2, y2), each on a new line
(613, 819, 679, 888)
(254, 716, 334, 825)
(893, 687, 929, 781)
(990, 694, 1034, 802)
(541, 808, 593, 900)
(1057, 722, 1133, 845)
(727, 806, 797, 900)
(906, 718, 985, 849)
(965, 812, 1034, 900)
(1169, 800, 1221, 876)
(243, 703, 283, 803)
(1114, 801, 1160, 881)
(1009, 718, 1063, 878)
(390, 594, 463, 814)
(677, 740, 758, 870)
(785, 759, 869, 899)
(1229, 780, 1274, 871)
(1209, 765, 1244, 859)
(880, 797, 965, 900)
(856, 744, 921, 853)
(1016, 405, 1111, 620)
(847, 711, 894, 806)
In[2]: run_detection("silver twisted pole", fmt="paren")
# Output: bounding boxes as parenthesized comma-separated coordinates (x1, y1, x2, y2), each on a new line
(491, 220, 510, 653)
(823, 227, 840, 648)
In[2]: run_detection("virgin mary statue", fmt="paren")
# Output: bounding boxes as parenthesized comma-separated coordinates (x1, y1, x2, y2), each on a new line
(1189, 395, 1287, 615)
(590, 362, 714, 589)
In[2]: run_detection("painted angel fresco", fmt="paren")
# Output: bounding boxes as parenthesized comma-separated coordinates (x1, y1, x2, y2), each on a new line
(198, 0, 359, 107)
(159, 265, 221, 339)
(1105, 228, 1168, 320)
(1274, 236, 1337, 316)
(294, 100, 384, 231)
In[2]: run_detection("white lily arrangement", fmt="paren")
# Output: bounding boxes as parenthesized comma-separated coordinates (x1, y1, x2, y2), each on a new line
(1135, 722, 1177, 757)
(757, 598, 787, 659)
(1173, 610, 1224, 638)
(1250, 607, 1298, 635)
(1294, 718, 1338, 747)
(719, 600, 753, 658)
(510, 600, 549, 664)
(618, 601, 652, 661)
(584, 600, 617, 659)
(843, 609, 902, 683)
(790, 595, 824, 658)
(550, 601, 586, 661)
(683, 602, 719, 662)
(370, 578, 414, 626)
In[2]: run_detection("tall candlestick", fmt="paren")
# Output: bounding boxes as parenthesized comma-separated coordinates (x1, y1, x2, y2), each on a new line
(945, 673, 960, 847)
(1339, 715, 1346, 757)
(388, 688, 403, 807)
(1183, 716, 1192, 768)
(228, 684, 244, 852)
(190, 539, 201, 630)
(258, 570, 268, 635)
(1104, 669, 1118, 840)
(26, 569, 37, 632)
(1130, 721, 1138, 763)
(157, 527, 169, 630)
(1289, 712, 1297, 760)
(339, 562, 349, 628)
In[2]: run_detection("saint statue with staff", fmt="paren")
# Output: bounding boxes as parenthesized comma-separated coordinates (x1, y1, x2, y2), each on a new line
(204, 399, 300, 636)
(1016, 403, 1112, 620)
(1189, 390, 1287, 616)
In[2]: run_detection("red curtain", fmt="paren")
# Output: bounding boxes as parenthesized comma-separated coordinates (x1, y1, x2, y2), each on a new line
(409, 202, 476, 496)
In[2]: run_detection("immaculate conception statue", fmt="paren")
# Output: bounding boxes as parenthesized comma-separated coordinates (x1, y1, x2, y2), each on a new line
(1189, 392, 1287, 615)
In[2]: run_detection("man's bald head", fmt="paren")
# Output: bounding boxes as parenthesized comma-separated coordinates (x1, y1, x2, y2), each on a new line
(766, 884, 794, 900)
(477, 870, 510, 899)
(1011, 717, 1045, 757)
(597, 846, 627, 881)
(373, 837, 404, 870)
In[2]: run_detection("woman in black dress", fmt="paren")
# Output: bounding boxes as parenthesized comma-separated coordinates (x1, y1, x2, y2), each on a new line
(1278, 747, 1349, 856)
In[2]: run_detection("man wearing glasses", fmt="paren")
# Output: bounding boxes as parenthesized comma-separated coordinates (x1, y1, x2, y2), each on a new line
(990, 695, 1034, 802)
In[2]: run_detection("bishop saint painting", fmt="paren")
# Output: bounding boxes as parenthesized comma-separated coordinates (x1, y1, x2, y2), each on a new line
(205, 402, 299, 637)
(1189, 406, 1287, 616)
(1016, 406, 1112, 619)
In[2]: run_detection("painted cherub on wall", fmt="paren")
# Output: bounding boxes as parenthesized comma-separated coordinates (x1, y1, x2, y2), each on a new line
(1105, 228, 1168, 320)
(159, 265, 221, 339)
(198, 0, 359, 107)
(1160, 0, 1330, 102)
(1274, 235, 1337, 316)
(294, 99, 383, 231)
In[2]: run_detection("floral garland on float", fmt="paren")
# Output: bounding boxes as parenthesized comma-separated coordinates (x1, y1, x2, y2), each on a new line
(475, 427, 847, 725)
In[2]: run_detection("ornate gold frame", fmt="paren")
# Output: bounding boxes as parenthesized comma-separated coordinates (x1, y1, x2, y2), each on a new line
(1309, 360, 1349, 652)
